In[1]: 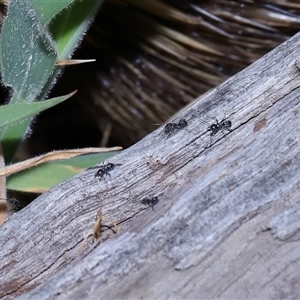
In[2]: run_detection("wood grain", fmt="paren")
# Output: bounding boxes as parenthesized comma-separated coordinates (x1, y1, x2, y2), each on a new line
(1, 32, 300, 299)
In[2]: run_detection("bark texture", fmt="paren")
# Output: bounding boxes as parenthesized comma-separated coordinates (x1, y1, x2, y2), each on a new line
(1, 32, 300, 299)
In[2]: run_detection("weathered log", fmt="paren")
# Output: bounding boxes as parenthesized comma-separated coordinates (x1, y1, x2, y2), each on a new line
(1, 31, 300, 299)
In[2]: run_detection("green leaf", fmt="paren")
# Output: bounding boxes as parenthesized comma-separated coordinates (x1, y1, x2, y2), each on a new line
(0, 0, 103, 162)
(1, 118, 33, 163)
(0, 91, 76, 130)
(50, 0, 104, 58)
(7, 152, 118, 193)
(0, 0, 57, 103)
(33, 0, 104, 103)
(31, 0, 76, 25)
(0, 91, 76, 162)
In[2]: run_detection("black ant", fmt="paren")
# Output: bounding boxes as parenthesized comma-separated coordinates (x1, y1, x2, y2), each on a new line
(141, 194, 163, 211)
(208, 118, 232, 137)
(0, 198, 25, 211)
(162, 119, 188, 136)
(201, 114, 232, 141)
(93, 163, 116, 180)
(8, 197, 24, 210)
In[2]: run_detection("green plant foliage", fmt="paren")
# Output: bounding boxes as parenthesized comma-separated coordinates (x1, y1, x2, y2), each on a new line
(0, 0, 108, 192)
(50, 0, 104, 58)
(0, 0, 103, 163)
(0, 0, 60, 161)
(7, 152, 118, 192)
(0, 0, 57, 103)
(0, 91, 76, 130)
(0, 92, 76, 162)
(31, 0, 75, 25)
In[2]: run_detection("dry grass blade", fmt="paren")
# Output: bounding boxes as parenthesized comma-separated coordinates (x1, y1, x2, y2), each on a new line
(55, 0, 300, 146)
(0, 147, 122, 177)
(126, 0, 200, 25)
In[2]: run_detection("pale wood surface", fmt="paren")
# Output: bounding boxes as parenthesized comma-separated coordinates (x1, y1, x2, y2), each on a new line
(1, 32, 300, 299)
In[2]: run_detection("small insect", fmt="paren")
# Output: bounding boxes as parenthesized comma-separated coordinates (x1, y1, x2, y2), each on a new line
(2, 197, 24, 211)
(9, 198, 24, 210)
(201, 113, 232, 142)
(141, 194, 163, 211)
(94, 163, 116, 180)
(92, 209, 119, 241)
(78, 208, 120, 254)
(93, 209, 104, 240)
(208, 117, 232, 137)
(162, 119, 188, 136)
(175, 119, 188, 129)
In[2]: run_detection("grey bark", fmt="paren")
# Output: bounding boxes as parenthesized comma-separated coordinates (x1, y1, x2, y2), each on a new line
(1, 32, 300, 300)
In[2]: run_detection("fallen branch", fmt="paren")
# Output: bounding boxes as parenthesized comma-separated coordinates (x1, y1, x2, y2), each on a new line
(1, 31, 300, 299)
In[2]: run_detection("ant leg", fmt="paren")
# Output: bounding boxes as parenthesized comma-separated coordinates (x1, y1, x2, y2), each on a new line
(107, 218, 120, 234)
(78, 208, 120, 255)
(149, 195, 155, 211)
(182, 127, 197, 136)
(199, 119, 211, 126)
(221, 128, 232, 140)
(217, 108, 229, 124)
(220, 129, 227, 140)
(219, 112, 226, 124)
(199, 119, 213, 136)
(88, 166, 102, 171)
